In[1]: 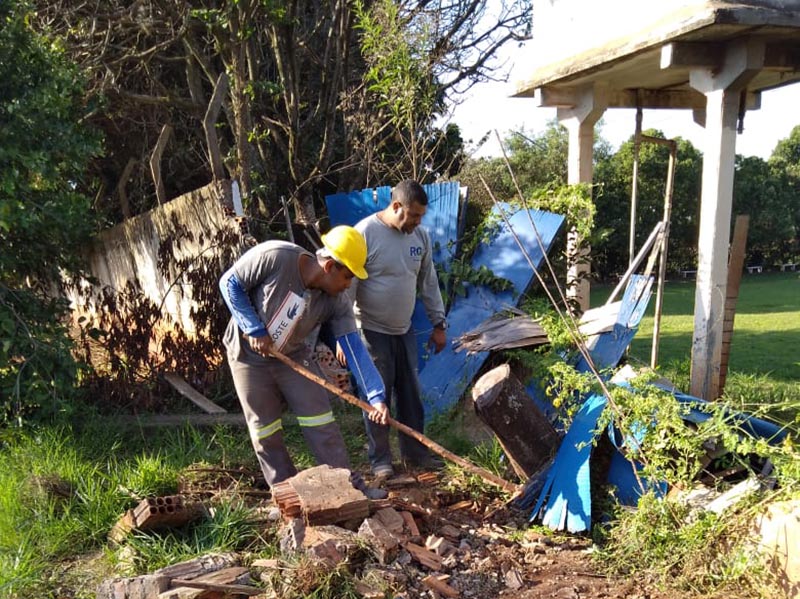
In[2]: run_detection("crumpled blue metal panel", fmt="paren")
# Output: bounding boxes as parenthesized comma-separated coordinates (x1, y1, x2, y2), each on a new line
(325, 187, 391, 228)
(531, 392, 607, 533)
(421, 181, 462, 268)
(529, 275, 655, 530)
(418, 204, 565, 417)
(666, 385, 787, 443)
(325, 182, 466, 369)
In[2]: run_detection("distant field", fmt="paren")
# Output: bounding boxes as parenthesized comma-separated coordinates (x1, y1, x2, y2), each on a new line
(591, 272, 800, 382)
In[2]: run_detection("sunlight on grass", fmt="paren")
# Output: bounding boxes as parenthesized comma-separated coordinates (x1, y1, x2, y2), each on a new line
(594, 273, 800, 382)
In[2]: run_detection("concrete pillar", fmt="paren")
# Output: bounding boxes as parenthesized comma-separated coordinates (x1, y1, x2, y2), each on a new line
(688, 40, 764, 399)
(557, 85, 606, 312)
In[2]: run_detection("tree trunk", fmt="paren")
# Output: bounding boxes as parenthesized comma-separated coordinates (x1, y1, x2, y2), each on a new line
(472, 364, 560, 480)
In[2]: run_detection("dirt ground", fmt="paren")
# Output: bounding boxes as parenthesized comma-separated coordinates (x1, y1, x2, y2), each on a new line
(367, 472, 676, 599)
(172, 464, 688, 599)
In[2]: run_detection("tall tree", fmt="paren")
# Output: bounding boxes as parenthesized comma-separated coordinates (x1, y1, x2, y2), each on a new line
(32, 0, 530, 224)
(0, 0, 100, 422)
(593, 132, 702, 279)
(735, 155, 797, 266)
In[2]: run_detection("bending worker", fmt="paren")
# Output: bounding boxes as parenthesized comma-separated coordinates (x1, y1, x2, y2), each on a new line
(349, 180, 447, 478)
(219, 226, 390, 499)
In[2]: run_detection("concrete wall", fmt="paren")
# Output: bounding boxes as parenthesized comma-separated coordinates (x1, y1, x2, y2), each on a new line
(69, 180, 239, 336)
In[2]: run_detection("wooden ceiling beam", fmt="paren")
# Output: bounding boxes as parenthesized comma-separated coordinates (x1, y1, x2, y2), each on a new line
(535, 85, 761, 111)
(661, 42, 725, 69)
(662, 40, 800, 72)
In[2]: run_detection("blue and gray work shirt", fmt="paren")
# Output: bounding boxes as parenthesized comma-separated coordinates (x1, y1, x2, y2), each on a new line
(221, 241, 356, 363)
(351, 214, 445, 334)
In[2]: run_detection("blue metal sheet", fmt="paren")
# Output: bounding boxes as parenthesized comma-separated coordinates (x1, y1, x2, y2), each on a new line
(605, 379, 786, 507)
(325, 187, 391, 227)
(661, 385, 788, 443)
(418, 205, 565, 416)
(575, 274, 653, 373)
(606, 449, 668, 506)
(531, 392, 607, 533)
(421, 181, 462, 268)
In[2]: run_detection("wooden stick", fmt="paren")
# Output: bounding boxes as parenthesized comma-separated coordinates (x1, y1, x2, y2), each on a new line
(170, 578, 263, 595)
(268, 348, 519, 494)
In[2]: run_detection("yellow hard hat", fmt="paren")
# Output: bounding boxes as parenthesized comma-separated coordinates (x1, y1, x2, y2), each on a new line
(321, 225, 368, 279)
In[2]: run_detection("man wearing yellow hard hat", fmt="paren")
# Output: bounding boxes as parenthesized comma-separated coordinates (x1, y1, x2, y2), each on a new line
(219, 226, 389, 499)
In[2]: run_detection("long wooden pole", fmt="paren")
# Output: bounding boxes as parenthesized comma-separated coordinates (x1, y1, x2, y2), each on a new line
(269, 348, 519, 494)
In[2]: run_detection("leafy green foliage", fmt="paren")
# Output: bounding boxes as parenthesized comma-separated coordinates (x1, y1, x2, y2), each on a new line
(0, 0, 100, 424)
(734, 155, 797, 265)
(596, 491, 774, 594)
(434, 211, 512, 308)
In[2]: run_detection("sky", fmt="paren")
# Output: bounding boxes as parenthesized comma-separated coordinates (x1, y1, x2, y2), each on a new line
(450, 60, 800, 162)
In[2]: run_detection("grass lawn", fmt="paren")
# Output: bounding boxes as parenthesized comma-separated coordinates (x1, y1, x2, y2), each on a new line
(592, 271, 800, 383)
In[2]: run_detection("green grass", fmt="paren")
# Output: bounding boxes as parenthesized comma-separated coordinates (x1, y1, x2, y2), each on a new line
(592, 272, 800, 382)
(0, 274, 797, 598)
(0, 415, 259, 598)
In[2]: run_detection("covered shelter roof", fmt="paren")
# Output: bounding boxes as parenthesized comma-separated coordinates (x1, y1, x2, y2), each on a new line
(510, 0, 800, 400)
(515, 2, 800, 111)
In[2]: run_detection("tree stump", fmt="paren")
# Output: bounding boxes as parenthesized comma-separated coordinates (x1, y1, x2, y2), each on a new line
(471, 364, 560, 479)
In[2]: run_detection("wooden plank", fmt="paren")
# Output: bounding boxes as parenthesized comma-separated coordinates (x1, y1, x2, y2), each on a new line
(163, 373, 227, 414)
(165, 567, 260, 598)
(422, 575, 459, 598)
(400, 511, 420, 537)
(116, 414, 245, 427)
(719, 215, 749, 396)
(405, 542, 444, 570)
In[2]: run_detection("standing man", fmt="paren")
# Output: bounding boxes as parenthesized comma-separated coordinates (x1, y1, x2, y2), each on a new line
(219, 226, 390, 499)
(350, 180, 447, 478)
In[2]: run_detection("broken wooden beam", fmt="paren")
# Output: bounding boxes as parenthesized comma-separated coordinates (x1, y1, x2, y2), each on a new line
(115, 414, 246, 428)
(405, 542, 444, 570)
(97, 554, 239, 599)
(166, 569, 261, 598)
(269, 348, 518, 494)
(163, 373, 227, 414)
(422, 574, 459, 598)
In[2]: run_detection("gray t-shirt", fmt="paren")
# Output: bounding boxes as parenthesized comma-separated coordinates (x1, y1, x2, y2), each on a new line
(223, 241, 356, 363)
(351, 214, 445, 335)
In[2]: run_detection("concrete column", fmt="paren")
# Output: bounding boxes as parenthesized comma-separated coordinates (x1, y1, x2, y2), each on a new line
(688, 40, 764, 399)
(557, 85, 606, 312)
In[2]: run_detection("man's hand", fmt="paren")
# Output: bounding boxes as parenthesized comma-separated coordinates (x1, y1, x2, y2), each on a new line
(368, 401, 389, 425)
(246, 334, 273, 357)
(429, 327, 446, 354)
(335, 341, 347, 366)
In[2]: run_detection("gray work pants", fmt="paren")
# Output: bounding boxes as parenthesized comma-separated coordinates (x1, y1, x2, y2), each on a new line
(228, 352, 352, 488)
(362, 328, 429, 468)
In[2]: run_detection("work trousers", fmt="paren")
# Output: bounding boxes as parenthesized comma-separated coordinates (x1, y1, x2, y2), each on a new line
(362, 328, 429, 468)
(228, 352, 352, 488)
